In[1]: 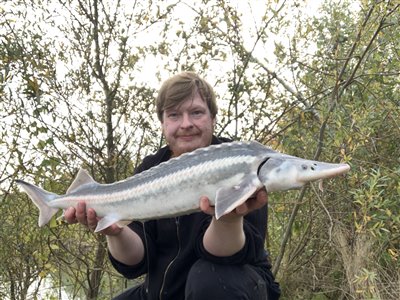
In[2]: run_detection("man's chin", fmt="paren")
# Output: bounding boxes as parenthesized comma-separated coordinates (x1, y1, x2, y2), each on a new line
(171, 135, 212, 156)
(174, 141, 201, 156)
(178, 144, 197, 154)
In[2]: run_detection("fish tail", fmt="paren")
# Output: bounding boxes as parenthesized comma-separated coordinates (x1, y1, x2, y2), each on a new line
(16, 179, 59, 227)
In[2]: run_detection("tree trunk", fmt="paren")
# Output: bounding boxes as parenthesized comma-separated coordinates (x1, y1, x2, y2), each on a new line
(87, 235, 107, 299)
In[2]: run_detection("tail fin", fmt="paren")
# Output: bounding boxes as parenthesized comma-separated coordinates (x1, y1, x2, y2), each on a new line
(16, 180, 59, 227)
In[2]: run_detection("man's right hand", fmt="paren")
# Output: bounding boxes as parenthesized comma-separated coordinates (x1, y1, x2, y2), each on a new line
(64, 201, 123, 236)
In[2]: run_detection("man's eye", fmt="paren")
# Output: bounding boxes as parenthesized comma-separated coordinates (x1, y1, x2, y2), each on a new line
(192, 110, 204, 117)
(167, 112, 179, 119)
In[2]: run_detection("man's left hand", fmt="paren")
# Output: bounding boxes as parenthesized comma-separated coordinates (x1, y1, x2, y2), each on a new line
(200, 188, 268, 220)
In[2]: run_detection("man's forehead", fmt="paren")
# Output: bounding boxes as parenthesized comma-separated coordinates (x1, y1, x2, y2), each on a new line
(165, 96, 208, 112)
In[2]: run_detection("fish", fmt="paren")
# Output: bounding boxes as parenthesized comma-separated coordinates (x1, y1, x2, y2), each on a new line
(16, 141, 350, 232)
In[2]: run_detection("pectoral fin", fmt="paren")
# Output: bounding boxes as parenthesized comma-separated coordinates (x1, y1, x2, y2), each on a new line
(214, 174, 262, 219)
(95, 214, 122, 232)
(116, 220, 132, 228)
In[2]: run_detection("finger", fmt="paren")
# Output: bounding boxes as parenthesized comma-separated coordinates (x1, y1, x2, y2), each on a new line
(231, 189, 268, 216)
(255, 189, 268, 207)
(246, 189, 268, 211)
(86, 208, 98, 231)
(63, 207, 78, 224)
(235, 203, 249, 215)
(199, 196, 215, 215)
(75, 202, 88, 225)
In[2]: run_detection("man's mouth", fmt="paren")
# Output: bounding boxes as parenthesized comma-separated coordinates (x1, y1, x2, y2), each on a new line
(177, 134, 198, 141)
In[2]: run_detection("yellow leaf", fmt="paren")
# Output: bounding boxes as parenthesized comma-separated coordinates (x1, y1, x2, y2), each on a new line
(50, 244, 59, 250)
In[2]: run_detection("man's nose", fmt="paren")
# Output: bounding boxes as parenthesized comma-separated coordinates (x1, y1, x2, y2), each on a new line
(180, 113, 193, 128)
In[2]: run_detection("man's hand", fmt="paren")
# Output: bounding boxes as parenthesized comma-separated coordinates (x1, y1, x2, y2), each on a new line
(200, 188, 268, 220)
(64, 201, 122, 236)
(201, 188, 268, 256)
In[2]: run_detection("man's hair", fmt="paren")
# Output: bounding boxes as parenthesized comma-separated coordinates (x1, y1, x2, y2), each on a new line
(156, 71, 218, 121)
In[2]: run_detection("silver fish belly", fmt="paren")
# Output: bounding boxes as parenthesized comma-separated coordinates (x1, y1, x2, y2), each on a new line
(16, 141, 350, 232)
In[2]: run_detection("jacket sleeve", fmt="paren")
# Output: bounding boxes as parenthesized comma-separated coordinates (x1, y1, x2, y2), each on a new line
(108, 220, 157, 279)
(108, 151, 168, 279)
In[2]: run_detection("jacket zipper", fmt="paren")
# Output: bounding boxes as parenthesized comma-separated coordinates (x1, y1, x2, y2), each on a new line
(159, 217, 181, 299)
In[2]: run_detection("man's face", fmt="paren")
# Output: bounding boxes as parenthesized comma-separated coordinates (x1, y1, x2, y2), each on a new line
(162, 92, 215, 157)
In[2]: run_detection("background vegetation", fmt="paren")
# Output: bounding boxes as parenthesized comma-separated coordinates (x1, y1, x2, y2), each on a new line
(1, 0, 399, 299)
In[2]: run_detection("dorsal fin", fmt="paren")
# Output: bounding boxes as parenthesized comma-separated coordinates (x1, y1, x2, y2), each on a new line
(67, 169, 96, 194)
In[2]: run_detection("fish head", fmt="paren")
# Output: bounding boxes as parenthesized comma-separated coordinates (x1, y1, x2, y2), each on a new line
(258, 156, 350, 192)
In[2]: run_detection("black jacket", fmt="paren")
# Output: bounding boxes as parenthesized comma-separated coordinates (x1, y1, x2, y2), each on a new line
(109, 136, 280, 299)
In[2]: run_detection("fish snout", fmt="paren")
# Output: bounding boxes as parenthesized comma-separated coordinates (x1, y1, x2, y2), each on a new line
(297, 161, 350, 183)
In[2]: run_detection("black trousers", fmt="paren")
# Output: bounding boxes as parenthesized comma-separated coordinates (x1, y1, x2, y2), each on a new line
(113, 259, 269, 300)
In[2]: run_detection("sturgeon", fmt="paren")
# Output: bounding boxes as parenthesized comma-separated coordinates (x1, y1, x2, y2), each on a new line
(16, 141, 350, 232)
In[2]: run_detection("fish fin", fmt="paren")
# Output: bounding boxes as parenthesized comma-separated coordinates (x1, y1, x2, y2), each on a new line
(95, 214, 122, 233)
(16, 180, 59, 227)
(214, 174, 262, 219)
(318, 179, 324, 192)
(67, 169, 97, 194)
(116, 220, 132, 228)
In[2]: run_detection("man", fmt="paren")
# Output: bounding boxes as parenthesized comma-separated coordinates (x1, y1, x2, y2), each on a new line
(65, 72, 280, 299)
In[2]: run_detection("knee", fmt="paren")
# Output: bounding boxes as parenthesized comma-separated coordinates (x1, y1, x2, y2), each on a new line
(185, 259, 228, 299)
(185, 259, 267, 300)
(186, 259, 226, 292)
